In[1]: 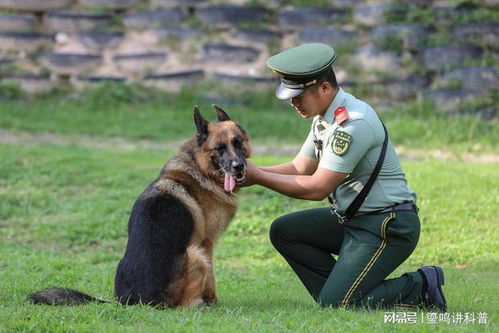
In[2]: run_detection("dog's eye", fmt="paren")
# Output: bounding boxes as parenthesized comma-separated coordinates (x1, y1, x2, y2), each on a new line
(232, 138, 242, 148)
(214, 144, 226, 152)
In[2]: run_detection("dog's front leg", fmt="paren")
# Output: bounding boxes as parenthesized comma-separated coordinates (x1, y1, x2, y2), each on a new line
(201, 238, 218, 304)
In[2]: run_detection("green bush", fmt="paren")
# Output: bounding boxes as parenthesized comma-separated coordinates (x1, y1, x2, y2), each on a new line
(0, 80, 25, 100)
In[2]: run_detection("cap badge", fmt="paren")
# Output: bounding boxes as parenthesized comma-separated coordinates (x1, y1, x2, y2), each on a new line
(334, 106, 348, 125)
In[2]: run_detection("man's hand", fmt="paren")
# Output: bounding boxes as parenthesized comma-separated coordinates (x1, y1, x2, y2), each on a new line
(240, 159, 347, 200)
(239, 160, 261, 187)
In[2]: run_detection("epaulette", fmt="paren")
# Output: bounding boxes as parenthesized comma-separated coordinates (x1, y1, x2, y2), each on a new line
(334, 106, 348, 125)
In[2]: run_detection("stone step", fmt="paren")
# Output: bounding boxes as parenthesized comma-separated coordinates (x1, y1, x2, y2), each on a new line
(478, 108, 496, 119)
(79, 0, 139, 10)
(0, 32, 52, 52)
(431, 5, 467, 25)
(440, 67, 499, 92)
(1, 73, 53, 94)
(330, 0, 362, 9)
(74, 74, 126, 83)
(423, 88, 481, 114)
(278, 7, 349, 30)
(39, 52, 102, 75)
(353, 47, 402, 72)
(257, 0, 284, 8)
(411, 0, 433, 6)
(203, 43, 260, 63)
(0, 0, 72, 12)
(422, 45, 484, 71)
(143, 69, 204, 92)
(112, 52, 168, 73)
(154, 27, 201, 41)
(214, 72, 276, 87)
(151, 0, 207, 8)
(484, 0, 499, 7)
(234, 29, 282, 44)
(77, 32, 124, 52)
(297, 27, 358, 46)
(338, 80, 355, 91)
(44, 11, 113, 33)
(143, 70, 204, 80)
(0, 57, 17, 74)
(124, 9, 188, 30)
(371, 24, 432, 52)
(354, 3, 409, 27)
(0, 57, 16, 67)
(451, 23, 499, 49)
(72, 75, 126, 89)
(197, 5, 269, 28)
(0, 14, 36, 32)
(381, 75, 430, 101)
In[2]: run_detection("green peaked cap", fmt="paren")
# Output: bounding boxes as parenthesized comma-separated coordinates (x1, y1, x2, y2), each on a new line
(266, 43, 337, 100)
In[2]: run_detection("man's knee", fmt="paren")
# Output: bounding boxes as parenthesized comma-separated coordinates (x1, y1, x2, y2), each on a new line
(269, 216, 290, 249)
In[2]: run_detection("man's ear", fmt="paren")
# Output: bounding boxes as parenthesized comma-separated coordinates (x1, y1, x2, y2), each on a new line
(193, 105, 209, 145)
(319, 81, 332, 94)
(213, 104, 232, 122)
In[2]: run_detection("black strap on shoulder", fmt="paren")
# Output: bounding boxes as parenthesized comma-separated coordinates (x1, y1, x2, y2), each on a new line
(342, 122, 389, 220)
(312, 118, 324, 159)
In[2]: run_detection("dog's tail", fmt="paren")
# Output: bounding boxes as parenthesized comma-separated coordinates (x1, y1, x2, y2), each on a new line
(28, 287, 108, 306)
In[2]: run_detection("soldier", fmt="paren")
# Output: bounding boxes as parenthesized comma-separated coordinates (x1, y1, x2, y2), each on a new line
(242, 43, 447, 310)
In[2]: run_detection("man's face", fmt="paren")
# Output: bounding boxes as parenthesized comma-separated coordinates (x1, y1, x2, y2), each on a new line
(289, 82, 332, 119)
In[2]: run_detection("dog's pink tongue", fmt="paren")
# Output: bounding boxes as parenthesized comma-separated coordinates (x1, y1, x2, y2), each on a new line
(224, 173, 236, 193)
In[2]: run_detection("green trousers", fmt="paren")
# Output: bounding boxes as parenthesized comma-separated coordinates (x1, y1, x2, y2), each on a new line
(269, 208, 424, 308)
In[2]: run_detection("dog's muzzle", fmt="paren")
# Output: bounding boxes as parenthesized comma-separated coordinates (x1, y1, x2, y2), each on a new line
(235, 169, 247, 184)
(221, 161, 247, 193)
(231, 161, 247, 184)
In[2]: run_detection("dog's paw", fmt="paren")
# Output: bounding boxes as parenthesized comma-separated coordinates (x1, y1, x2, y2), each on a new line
(203, 293, 218, 304)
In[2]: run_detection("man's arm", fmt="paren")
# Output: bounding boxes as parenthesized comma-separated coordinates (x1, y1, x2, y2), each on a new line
(260, 154, 319, 175)
(245, 161, 347, 201)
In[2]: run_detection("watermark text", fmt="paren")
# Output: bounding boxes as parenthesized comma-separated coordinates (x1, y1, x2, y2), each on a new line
(384, 312, 489, 325)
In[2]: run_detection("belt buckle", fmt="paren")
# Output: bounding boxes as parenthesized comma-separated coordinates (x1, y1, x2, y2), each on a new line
(330, 208, 346, 224)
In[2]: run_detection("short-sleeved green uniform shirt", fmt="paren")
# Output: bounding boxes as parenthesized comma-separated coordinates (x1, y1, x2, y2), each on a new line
(299, 88, 417, 214)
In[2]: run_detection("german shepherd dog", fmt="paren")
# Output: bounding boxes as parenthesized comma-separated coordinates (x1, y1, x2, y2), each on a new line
(29, 105, 251, 307)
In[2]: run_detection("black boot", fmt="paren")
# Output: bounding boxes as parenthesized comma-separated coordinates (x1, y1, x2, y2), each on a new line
(418, 266, 447, 312)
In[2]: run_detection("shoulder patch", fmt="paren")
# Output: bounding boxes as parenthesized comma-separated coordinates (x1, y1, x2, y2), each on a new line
(334, 106, 348, 125)
(331, 130, 352, 156)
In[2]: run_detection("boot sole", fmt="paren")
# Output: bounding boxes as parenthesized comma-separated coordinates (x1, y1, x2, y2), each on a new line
(432, 266, 447, 312)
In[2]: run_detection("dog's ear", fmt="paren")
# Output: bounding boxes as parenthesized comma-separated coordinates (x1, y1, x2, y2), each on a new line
(213, 104, 231, 122)
(194, 105, 209, 145)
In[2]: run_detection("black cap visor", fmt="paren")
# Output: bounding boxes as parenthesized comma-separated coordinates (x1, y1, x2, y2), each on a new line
(275, 82, 304, 100)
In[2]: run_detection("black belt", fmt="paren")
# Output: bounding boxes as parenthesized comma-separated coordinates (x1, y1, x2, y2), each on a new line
(332, 202, 417, 223)
(370, 202, 418, 215)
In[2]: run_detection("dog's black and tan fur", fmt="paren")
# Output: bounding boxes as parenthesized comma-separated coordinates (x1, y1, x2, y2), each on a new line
(29, 105, 251, 307)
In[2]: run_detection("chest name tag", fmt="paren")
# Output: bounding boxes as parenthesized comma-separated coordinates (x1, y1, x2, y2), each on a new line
(332, 131, 352, 156)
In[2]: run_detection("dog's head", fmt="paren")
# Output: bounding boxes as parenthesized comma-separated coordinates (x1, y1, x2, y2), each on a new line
(193, 104, 251, 193)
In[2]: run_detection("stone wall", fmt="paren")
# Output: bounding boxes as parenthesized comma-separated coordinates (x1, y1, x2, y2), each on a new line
(0, 0, 497, 115)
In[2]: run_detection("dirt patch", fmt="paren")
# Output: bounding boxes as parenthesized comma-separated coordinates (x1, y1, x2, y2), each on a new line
(1, 129, 498, 163)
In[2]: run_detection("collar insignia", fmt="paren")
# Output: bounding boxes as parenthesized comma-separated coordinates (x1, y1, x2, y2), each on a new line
(316, 123, 326, 134)
(334, 106, 348, 125)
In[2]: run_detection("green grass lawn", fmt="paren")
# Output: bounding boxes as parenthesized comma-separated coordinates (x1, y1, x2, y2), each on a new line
(0, 85, 497, 332)
(0, 142, 497, 332)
